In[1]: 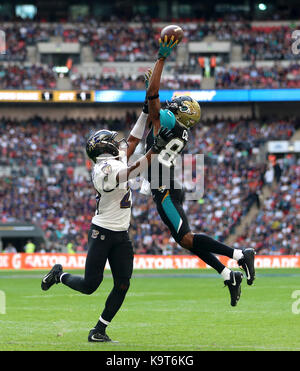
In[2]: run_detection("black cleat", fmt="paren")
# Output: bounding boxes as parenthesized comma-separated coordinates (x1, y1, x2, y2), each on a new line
(88, 328, 115, 343)
(224, 271, 243, 307)
(41, 264, 63, 291)
(238, 248, 256, 285)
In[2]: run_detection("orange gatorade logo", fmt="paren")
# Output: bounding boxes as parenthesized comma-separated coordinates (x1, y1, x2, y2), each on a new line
(0, 254, 299, 270)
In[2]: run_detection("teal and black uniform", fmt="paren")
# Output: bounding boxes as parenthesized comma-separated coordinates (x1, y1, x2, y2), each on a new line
(145, 109, 191, 243)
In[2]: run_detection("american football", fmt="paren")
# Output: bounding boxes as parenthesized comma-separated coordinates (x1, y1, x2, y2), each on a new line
(160, 24, 184, 44)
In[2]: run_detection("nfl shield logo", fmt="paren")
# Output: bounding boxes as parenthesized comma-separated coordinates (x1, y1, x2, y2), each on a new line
(100, 235, 105, 240)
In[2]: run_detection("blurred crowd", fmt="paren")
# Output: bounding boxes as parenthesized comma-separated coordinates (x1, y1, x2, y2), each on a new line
(0, 114, 298, 256)
(71, 62, 300, 90)
(2, 62, 300, 91)
(71, 73, 201, 90)
(204, 23, 298, 61)
(0, 20, 299, 90)
(0, 64, 57, 90)
(0, 21, 299, 62)
(215, 63, 300, 89)
(0, 22, 171, 63)
(233, 154, 300, 255)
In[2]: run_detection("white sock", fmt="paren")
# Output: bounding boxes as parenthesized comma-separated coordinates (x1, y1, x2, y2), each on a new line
(99, 316, 110, 326)
(59, 272, 68, 283)
(221, 267, 231, 281)
(233, 249, 244, 261)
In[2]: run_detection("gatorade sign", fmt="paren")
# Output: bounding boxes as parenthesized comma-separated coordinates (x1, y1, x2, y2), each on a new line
(0, 254, 299, 270)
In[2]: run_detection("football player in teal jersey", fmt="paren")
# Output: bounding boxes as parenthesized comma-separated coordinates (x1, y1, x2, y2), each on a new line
(128, 35, 255, 306)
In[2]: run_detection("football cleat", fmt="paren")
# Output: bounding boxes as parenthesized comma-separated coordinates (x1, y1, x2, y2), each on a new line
(41, 264, 63, 291)
(238, 248, 256, 285)
(224, 271, 243, 307)
(88, 328, 115, 343)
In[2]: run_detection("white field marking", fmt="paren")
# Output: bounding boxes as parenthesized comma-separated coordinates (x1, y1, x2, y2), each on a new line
(11, 306, 66, 311)
(23, 294, 87, 298)
(24, 291, 175, 299)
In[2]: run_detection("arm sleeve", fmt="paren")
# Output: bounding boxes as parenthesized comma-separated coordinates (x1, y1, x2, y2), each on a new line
(130, 112, 148, 140)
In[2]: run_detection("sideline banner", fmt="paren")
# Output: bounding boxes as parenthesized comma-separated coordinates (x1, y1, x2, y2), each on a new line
(0, 253, 299, 270)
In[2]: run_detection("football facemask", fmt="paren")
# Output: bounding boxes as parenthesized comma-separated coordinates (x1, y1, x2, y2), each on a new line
(86, 130, 127, 163)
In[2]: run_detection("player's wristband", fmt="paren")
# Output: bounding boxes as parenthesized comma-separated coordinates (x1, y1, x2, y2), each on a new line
(142, 97, 148, 114)
(147, 94, 159, 100)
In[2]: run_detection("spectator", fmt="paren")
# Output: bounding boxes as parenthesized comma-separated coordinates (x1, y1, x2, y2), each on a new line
(0, 115, 297, 255)
(265, 166, 274, 189)
(24, 240, 36, 253)
(3, 243, 17, 253)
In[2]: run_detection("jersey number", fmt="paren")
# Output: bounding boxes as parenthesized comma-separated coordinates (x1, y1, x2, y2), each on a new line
(120, 190, 132, 209)
(157, 138, 185, 168)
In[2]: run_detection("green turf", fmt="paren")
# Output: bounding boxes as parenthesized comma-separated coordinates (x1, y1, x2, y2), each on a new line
(0, 268, 300, 351)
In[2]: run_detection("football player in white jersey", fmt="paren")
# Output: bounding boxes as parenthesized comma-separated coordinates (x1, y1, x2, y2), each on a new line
(41, 119, 173, 343)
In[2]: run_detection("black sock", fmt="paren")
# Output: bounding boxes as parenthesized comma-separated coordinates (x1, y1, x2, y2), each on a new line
(189, 247, 225, 274)
(95, 279, 130, 333)
(193, 234, 234, 258)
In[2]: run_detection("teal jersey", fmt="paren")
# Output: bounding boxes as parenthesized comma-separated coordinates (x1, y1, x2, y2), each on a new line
(145, 109, 189, 189)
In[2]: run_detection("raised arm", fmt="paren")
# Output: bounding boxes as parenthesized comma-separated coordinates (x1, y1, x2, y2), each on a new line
(126, 69, 152, 161)
(147, 35, 178, 136)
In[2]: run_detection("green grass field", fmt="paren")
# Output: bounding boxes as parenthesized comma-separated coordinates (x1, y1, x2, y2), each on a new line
(0, 268, 300, 351)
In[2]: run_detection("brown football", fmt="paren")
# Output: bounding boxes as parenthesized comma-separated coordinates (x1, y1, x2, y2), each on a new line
(160, 25, 184, 44)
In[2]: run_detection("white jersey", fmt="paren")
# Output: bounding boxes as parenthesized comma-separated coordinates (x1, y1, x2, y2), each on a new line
(91, 158, 132, 231)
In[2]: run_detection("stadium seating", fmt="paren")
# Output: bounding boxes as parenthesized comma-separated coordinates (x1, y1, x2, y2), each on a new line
(0, 18, 299, 256)
(233, 154, 300, 255)
(0, 63, 57, 89)
(0, 115, 297, 255)
(1, 20, 300, 90)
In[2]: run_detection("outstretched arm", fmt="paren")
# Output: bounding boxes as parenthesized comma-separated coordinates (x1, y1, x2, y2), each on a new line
(126, 69, 152, 161)
(147, 35, 178, 136)
(147, 58, 165, 136)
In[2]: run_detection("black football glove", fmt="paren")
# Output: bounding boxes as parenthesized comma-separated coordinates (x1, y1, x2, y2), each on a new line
(152, 127, 174, 153)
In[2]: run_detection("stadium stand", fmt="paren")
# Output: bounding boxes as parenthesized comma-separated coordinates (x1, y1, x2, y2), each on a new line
(0, 115, 298, 255)
(0, 63, 57, 89)
(233, 153, 300, 255)
(0, 20, 299, 90)
(0, 13, 299, 256)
